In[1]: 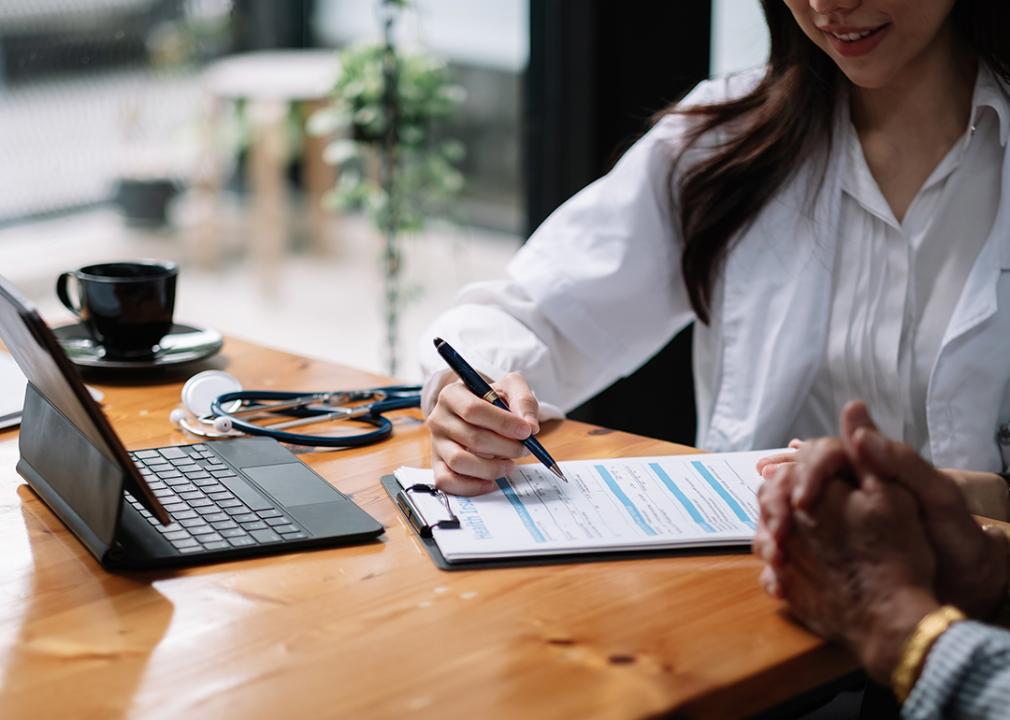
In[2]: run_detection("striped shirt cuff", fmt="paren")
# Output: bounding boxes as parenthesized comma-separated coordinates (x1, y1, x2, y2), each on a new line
(902, 620, 1010, 720)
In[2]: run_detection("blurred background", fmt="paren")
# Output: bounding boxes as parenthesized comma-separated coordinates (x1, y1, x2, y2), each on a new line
(0, 0, 768, 440)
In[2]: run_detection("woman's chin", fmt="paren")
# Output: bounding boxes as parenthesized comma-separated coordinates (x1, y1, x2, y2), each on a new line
(836, 65, 898, 92)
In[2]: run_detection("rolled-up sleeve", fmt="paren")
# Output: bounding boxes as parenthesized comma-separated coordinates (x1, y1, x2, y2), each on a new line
(902, 620, 1010, 719)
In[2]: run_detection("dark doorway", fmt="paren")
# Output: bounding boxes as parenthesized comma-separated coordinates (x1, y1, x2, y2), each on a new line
(524, 1, 712, 444)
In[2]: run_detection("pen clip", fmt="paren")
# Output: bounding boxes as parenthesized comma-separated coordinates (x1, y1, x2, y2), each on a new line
(395, 483, 461, 537)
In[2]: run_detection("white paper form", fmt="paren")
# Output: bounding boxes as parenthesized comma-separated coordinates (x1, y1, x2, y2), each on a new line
(394, 449, 783, 562)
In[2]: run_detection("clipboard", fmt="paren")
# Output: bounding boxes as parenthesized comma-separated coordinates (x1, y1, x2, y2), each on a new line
(380, 475, 742, 571)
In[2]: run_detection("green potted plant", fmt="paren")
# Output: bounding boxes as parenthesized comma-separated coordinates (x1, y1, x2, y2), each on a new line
(310, 0, 466, 375)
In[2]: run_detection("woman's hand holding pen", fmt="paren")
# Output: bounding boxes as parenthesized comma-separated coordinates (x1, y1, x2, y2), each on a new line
(427, 372, 540, 496)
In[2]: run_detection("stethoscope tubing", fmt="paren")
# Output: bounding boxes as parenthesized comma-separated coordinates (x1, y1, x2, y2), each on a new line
(205, 385, 422, 448)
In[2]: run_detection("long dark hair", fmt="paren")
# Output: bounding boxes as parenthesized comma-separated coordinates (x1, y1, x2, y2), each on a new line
(670, 0, 1010, 325)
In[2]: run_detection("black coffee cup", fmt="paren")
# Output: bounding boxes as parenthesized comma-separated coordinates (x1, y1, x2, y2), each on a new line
(56, 260, 178, 358)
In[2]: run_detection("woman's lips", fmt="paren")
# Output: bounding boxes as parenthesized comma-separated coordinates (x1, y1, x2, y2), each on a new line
(822, 23, 891, 58)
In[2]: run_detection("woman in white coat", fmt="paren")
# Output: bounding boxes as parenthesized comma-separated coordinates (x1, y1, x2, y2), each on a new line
(419, 0, 1010, 506)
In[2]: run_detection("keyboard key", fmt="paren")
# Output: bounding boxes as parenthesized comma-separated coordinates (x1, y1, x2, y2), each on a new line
(193, 444, 209, 452)
(221, 528, 248, 538)
(218, 499, 242, 508)
(181, 518, 208, 528)
(203, 512, 229, 523)
(202, 540, 230, 550)
(156, 522, 183, 533)
(158, 447, 187, 460)
(165, 530, 191, 541)
(264, 516, 290, 526)
(210, 469, 237, 478)
(199, 484, 226, 494)
(217, 475, 273, 511)
(152, 488, 176, 498)
(146, 481, 167, 491)
(189, 498, 213, 508)
(250, 529, 281, 544)
(190, 475, 216, 485)
(173, 509, 199, 520)
(163, 503, 187, 513)
(283, 531, 308, 540)
(173, 538, 199, 549)
(274, 524, 301, 535)
(257, 509, 283, 519)
(168, 456, 194, 466)
(207, 491, 234, 501)
(177, 544, 204, 554)
(195, 506, 222, 516)
(241, 521, 268, 531)
(233, 513, 259, 523)
(162, 477, 188, 487)
(135, 449, 160, 459)
(148, 463, 173, 473)
(211, 519, 238, 530)
(179, 491, 205, 501)
(199, 532, 225, 543)
(156, 470, 183, 480)
(139, 468, 154, 477)
(224, 506, 252, 516)
(228, 536, 256, 547)
(174, 463, 201, 473)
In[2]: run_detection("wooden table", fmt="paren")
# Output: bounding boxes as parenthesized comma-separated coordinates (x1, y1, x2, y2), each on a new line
(0, 339, 855, 719)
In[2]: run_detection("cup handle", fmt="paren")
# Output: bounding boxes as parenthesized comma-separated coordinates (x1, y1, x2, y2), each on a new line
(56, 272, 82, 317)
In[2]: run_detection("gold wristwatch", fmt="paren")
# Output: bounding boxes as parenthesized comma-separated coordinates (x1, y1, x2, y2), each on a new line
(891, 605, 966, 704)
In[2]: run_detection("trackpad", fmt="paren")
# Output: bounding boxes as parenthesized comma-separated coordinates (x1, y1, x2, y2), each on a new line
(243, 463, 343, 507)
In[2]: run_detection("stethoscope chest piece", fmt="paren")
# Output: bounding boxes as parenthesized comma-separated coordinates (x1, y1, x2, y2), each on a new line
(182, 370, 243, 417)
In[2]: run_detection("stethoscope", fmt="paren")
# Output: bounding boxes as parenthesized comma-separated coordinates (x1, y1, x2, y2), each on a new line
(170, 370, 422, 448)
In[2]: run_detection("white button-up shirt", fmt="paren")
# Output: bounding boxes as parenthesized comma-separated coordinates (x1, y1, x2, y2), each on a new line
(418, 65, 1010, 472)
(793, 64, 1007, 459)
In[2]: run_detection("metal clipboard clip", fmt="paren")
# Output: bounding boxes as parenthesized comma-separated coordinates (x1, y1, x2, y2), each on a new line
(395, 483, 461, 537)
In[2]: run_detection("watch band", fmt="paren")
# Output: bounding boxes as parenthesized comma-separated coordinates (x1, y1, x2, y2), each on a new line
(891, 605, 966, 704)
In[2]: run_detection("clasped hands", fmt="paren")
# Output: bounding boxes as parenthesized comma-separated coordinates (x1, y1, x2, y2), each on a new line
(753, 401, 1010, 683)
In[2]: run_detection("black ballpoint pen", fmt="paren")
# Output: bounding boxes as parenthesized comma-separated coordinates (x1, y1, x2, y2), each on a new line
(433, 337, 568, 482)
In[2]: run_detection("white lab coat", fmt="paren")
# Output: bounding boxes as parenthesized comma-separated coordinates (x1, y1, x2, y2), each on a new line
(418, 69, 1010, 473)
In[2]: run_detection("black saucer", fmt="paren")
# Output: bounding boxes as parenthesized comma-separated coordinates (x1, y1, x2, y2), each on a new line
(53, 322, 223, 369)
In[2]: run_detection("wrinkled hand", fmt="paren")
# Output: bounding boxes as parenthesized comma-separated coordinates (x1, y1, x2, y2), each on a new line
(756, 401, 1010, 619)
(761, 470, 940, 683)
(426, 372, 538, 496)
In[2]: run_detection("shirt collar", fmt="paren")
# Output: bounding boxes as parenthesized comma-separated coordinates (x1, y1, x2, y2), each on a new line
(973, 62, 1010, 147)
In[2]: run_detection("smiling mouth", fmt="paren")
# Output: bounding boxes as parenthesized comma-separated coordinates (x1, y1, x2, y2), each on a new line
(825, 24, 889, 43)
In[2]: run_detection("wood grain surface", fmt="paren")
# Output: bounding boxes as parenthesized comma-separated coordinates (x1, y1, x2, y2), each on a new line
(0, 338, 855, 719)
